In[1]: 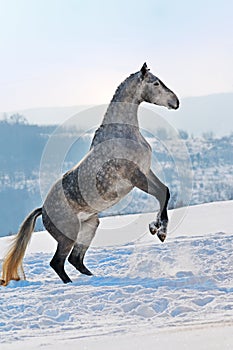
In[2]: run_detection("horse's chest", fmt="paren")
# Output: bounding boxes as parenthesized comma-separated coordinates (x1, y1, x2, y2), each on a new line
(91, 125, 152, 171)
(66, 133, 152, 211)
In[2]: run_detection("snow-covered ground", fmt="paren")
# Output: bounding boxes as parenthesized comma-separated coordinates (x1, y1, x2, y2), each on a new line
(1, 201, 233, 349)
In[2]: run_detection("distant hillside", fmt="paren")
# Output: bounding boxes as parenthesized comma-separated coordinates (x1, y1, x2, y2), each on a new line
(1, 93, 233, 136)
(0, 105, 92, 126)
(0, 120, 90, 236)
(0, 118, 232, 236)
(162, 92, 233, 136)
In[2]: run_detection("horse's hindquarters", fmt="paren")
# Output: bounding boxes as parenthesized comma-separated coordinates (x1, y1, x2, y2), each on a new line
(42, 179, 81, 242)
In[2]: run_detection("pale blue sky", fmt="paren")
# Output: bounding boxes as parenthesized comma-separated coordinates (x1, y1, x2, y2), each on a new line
(0, 0, 232, 111)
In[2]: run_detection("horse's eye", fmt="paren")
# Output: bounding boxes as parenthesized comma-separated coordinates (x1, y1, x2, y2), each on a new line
(153, 81, 159, 86)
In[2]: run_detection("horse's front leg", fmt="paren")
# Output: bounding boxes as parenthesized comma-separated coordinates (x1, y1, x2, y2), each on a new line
(147, 170, 170, 242)
(131, 169, 170, 242)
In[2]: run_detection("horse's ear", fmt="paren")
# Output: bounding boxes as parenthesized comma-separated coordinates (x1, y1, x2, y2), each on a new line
(140, 62, 149, 78)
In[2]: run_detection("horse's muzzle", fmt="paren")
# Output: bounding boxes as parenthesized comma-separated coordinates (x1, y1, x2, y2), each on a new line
(168, 98, 179, 110)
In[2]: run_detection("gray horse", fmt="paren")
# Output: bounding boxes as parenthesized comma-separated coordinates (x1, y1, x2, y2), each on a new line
(1, 63, 179, 286)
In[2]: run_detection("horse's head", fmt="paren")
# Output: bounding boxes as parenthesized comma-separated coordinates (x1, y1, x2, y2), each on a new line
(139, 63, 179, 110)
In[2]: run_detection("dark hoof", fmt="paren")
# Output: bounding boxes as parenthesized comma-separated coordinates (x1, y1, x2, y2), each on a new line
(0, 279, 6, 286)
(149, 221, 159, 235)
(77, 264, 93, 276)
(157, 232, 166, 242)
(64, 278, 73, 284)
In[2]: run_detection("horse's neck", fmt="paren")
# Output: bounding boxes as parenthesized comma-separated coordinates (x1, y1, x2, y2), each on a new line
(102, 74, 142, 127)
(103, 102, 139, 126)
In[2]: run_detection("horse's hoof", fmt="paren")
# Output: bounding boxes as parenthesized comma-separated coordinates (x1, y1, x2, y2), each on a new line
(157, 232, 166, 242)
(149, 221, 159, 235)
(77, 264, 93, 276)
(64, 278, 73, 284)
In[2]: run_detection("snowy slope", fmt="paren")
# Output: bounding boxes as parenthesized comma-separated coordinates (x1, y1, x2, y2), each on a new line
(0, 201, 233, 349)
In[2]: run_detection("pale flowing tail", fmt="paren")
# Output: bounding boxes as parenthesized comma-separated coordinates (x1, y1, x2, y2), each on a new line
(1, 208, 42, 286)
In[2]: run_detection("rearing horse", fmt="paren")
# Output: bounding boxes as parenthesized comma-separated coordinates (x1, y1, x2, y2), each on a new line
(1, 63, 179, 286)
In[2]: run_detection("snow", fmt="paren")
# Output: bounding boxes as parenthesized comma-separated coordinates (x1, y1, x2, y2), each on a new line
(0, 201, 233, 349)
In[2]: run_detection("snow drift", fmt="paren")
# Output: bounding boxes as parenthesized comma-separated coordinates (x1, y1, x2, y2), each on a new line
(0, 201, 233, 349)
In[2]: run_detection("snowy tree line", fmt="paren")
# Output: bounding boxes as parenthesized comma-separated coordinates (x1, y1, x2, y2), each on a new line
(0, 116, 232, 235)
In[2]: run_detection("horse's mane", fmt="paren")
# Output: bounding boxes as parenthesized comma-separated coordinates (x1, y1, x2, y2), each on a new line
(110, 72, 139, 103)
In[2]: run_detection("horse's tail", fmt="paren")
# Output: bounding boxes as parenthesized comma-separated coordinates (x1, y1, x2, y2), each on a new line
(1, 207, 42, 286)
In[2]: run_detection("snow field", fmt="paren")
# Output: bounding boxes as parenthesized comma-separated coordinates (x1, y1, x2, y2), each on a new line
(0, 201, 233, 348)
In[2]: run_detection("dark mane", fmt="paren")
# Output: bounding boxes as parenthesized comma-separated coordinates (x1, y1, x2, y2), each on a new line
(110, 72, 139, 103)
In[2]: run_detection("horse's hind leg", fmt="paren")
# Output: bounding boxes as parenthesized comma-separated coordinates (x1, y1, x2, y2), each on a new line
(50, 236, 74, 283)
(68, 216, 99, 276)
(68, 243, 92, 276)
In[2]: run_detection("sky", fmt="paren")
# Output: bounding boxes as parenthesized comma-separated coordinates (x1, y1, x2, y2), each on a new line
(0, 0, 232, 112)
